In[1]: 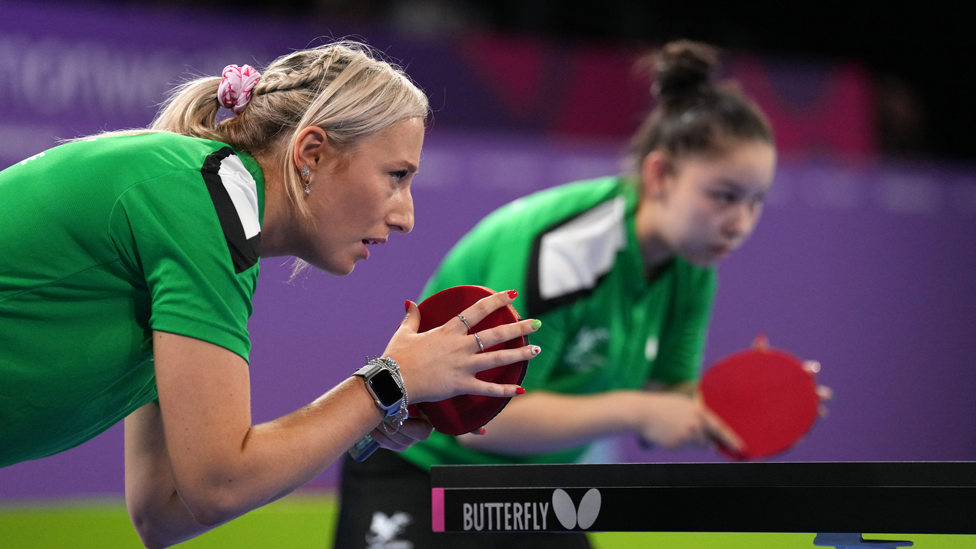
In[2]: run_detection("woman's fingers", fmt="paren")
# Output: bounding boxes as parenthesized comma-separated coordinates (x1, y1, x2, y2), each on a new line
(386, 291, 540, 404)
(398, 300, 421, 334)
(816, 385, 833, 417)
(397, 418, 434, 442)
(455, 290, 519, 331)
(473, 318, 541, 349)
(802, 360, 832, 417)
(702, 407, 746, 454)
(369, 418, 434, 452)
(368, 429, 406, 452)
(469, 345, 541, 373)
(463, 381, 527, 398)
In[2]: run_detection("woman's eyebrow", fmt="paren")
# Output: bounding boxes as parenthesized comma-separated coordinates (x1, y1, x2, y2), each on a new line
(712, 178, 746, 191)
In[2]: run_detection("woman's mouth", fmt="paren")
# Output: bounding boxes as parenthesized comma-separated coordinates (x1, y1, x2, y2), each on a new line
(361, 238, 386, 259)
(710, 245, 732, 259)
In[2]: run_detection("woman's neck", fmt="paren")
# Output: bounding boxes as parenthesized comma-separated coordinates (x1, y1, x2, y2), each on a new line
(254, 154, 300, 259)
(634, 199, 674, 274)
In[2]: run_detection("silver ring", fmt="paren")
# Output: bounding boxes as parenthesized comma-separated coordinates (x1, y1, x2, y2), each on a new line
(458, 314, 472, 332)
(474, 333, 485, 353)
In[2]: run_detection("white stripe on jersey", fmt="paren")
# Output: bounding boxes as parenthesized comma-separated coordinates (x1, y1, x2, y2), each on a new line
(538, 196, 626, 300)
(217, 154, 260, 239)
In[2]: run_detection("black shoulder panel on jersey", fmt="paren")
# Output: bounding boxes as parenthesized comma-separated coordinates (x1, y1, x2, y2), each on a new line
(525, 213, 599, 318)
(201, 147, 260, 274)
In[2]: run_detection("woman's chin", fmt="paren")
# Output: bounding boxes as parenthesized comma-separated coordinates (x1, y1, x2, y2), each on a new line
(306, 257, 357, 277)
(681, 252, 720, 268)
(328, 263, 357, 276)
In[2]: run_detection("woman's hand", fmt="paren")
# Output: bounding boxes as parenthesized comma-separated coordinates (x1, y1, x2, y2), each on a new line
(365, 417, 434, 452)
(634, 392, 745, 453)
(803, 360, 833, 417)
(382, 291, 541, 403)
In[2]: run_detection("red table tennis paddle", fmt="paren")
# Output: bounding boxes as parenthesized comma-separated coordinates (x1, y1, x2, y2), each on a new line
(699, 335, 819, 461)
(349, 285, 528, 461)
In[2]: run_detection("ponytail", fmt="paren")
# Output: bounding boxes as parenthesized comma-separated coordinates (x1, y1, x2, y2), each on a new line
(151, 78, 224, 141)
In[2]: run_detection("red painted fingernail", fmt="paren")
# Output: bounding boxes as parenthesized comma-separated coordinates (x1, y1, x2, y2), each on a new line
(516, 387, 526, 395)
(479, 427, 487, 435)
(507, 290, 518, 299)
(405, 300, 412, 312)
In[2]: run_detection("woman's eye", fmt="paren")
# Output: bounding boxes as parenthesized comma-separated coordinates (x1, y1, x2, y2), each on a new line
(391, 170, 409, 182)
(711, 191, 737, 204)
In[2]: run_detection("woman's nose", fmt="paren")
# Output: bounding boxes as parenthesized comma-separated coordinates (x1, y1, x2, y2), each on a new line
(389, 191, 414, 234)
(725, 202, 759, 239)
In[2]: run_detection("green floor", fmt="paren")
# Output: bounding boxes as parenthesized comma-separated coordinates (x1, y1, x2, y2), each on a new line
(1, 493, 973, 548)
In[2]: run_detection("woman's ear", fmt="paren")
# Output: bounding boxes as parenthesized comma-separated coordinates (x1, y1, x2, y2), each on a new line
(640, 150, 672, 201)
(292, 126, 332, 173)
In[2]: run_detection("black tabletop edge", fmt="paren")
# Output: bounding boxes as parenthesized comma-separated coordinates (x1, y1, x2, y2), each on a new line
(430, 461, 976, 489)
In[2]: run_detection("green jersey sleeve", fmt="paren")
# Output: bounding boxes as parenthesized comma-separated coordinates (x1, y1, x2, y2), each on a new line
(110, 168, 258, 362)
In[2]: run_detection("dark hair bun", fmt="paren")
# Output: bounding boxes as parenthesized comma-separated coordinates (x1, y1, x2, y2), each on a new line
(654, 40, 719, 103)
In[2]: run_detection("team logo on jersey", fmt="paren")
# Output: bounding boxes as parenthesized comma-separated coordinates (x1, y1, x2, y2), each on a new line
(564, 326, 610, 372)
(366, 511, 413, 549)
(645, 336, 659, 361)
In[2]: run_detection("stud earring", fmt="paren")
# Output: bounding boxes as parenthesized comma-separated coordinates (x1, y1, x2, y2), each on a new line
(301, 165, 310, 195)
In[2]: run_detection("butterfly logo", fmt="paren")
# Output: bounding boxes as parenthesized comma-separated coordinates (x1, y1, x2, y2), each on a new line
(551, 488, 602, 530)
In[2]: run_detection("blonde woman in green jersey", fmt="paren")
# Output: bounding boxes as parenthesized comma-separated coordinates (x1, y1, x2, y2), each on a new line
(0, 42, 540, 548)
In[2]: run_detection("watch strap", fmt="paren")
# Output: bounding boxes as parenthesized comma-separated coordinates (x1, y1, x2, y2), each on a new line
(354, 357, 408, 428)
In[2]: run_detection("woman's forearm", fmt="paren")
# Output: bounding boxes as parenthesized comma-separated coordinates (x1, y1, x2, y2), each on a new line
(459, 386, 733, 456)
(125, 403, 215, 548)
(229, 377, 383, 507)
(457, 390, 645, 455)
(128, 377, 383, 548)
(169, 378, 382, 527)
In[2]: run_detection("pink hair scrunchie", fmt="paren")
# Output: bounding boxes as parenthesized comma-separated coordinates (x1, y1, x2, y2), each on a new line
(218, 64, 261, 115)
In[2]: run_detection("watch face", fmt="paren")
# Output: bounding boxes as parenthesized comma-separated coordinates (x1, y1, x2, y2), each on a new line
(368, 369, 403, 408)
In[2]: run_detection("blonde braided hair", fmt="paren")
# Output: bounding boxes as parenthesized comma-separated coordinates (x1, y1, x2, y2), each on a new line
(96, 41, 429, 222)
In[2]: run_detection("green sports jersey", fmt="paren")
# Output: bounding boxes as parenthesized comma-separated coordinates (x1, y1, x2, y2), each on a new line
(401, 177, 715, 468)
(0, 133, 265, 467)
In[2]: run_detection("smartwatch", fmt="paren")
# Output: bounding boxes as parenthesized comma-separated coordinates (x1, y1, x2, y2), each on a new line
(354, 357, 405, 416)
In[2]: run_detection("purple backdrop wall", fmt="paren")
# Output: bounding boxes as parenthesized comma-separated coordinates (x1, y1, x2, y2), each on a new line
(3, 130, 975, 499)
(2, 1, 975, 500)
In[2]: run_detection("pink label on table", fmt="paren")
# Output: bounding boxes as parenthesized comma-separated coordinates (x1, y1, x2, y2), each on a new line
(431, 487, 445, 532)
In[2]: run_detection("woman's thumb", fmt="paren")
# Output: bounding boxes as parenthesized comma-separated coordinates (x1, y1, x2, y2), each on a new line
(400, 300, 421, 332)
